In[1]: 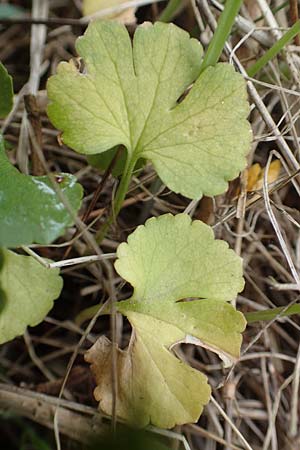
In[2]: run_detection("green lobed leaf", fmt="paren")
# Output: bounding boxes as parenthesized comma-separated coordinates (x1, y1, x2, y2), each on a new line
(0, 61, 13, 118)
(86, 214, 246, 428)
(0, 248, 62, 344)
(47, 21, 251, 199)
(0, 137, 83, 247)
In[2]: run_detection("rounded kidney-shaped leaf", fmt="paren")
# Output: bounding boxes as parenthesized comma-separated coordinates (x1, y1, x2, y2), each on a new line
(85, 214, 246, 428)
(47, 21, 251, 199)
(0, 138, 83, 247)
(0, 249, 62, 344)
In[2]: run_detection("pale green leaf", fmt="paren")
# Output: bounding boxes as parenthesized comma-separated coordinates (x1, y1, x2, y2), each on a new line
(47, 21, 251, 199)
(0, 137, 83, 247)
(0, 249, 62, 344)
(85, 214, 246, 428)
(116, 213, 244, 305)
(0, 61, 13, 118)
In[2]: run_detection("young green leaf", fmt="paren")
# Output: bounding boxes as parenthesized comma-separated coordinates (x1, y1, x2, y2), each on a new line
(47, 21, 251, 200)
(0, 137, 83, 247)
(0, 248, 62, 344)
(86, 214, 246, 428)
(0, 61, 13, 118)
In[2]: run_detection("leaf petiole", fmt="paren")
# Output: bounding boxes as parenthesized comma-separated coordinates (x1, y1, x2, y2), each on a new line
(96, 155, 137, 243)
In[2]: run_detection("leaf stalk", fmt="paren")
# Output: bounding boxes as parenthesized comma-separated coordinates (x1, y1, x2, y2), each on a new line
(96, 155, 137, 243)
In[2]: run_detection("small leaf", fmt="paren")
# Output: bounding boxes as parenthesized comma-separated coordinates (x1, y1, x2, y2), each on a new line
(0, 61, 13, 118)
(245, 162, 261, 192)
(86, 214, 246, 428)
(0, 137, 83, 247)
(0, 248, 62, 344)
(233, 160, 281, 199)
(47, 21, 251, 200)
(247, 159, 281, 192)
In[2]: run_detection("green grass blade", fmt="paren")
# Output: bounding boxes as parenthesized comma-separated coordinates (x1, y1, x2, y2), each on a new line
(245, 303, 300, 323)
(200, 0, 243, 72)
(247, 20, 300, 77)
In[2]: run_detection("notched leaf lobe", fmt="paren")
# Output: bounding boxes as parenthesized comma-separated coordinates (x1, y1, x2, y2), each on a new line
(86, 214, 246, 428)
(47, 21, 251, 199)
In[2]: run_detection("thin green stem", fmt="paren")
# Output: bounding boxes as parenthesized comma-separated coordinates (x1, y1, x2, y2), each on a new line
(96, 156, 136, 244)
(158, 0, 182, 22)
(245, 303, 300, 323)
(200, 0, 243, 73)
(247, 20, 300, 78)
